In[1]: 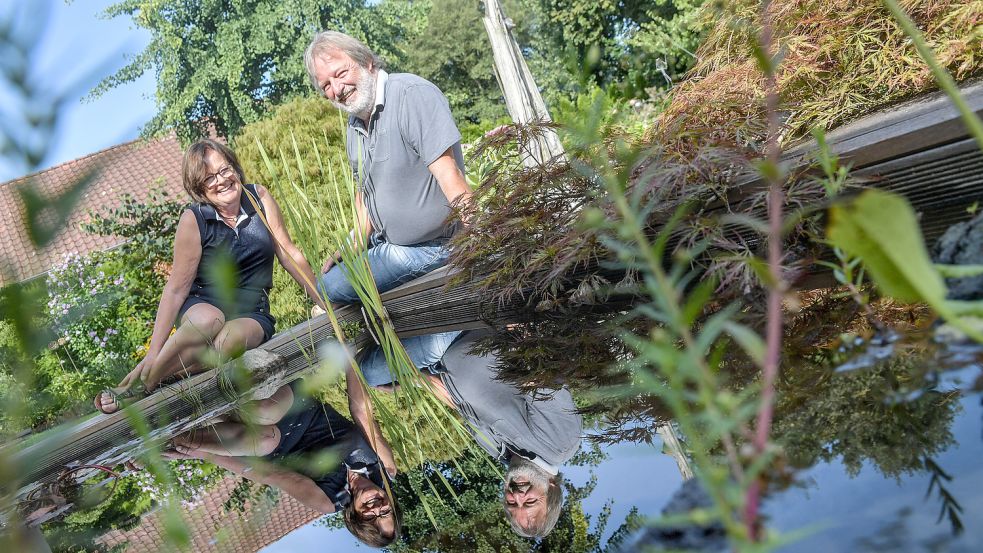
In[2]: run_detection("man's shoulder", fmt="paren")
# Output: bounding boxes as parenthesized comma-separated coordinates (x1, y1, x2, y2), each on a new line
(386, 72, 447, 99)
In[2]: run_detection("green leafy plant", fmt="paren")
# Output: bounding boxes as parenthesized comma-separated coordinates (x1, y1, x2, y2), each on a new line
(827, 189, 983, 342)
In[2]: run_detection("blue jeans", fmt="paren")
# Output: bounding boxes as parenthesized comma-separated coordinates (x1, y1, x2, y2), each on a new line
(359, 331, 462, 387)
(318, 234, 451, 305)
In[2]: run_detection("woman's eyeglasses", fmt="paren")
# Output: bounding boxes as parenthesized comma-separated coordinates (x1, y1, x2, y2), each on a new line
(359, 495, 393, 522)
(202, 166, 235, 189)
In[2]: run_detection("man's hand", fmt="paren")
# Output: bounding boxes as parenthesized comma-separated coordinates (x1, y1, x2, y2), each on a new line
(321, 250, 341, 274)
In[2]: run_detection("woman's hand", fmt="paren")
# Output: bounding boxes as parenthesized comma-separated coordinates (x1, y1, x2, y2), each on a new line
(118, 351, 157, 390)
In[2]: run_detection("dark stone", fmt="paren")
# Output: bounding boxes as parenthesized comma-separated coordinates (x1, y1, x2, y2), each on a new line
(617, 478, 729, 552)
(932, 211, 983, 300)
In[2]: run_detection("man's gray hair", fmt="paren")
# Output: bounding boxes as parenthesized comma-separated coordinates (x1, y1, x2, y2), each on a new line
(304, 31, 384, 95)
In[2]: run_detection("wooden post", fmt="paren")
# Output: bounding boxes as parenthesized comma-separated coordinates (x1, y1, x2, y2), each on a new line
(657, 422, 694, 480)
(481, 0, 565, 166)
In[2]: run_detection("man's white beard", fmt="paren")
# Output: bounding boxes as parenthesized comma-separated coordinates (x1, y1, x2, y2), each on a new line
(505, 456, 551, 491)
(332, 68, 376, 120)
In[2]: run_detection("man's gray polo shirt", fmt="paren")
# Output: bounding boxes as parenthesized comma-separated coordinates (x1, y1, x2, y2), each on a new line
(439, 331, 583, 469)
(346, 71, 465, 246)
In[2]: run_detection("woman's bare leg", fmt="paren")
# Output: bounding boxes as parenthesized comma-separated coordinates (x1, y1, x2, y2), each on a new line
(139, 302, 227, 389)
(236, 384, 294, 426)
(173, 421, 281, 457)
(173, 384, 292, 456)
(213, 317, 266, 358)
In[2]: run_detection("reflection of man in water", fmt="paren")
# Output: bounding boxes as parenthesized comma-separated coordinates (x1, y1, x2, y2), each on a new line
(354, 330, 582, 537)
(162, 382, 400, 547)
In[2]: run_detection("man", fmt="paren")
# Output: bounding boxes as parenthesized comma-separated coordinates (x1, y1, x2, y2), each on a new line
(162, 382, 400, 547)
(354, 330, 583, 538)
(304, 30, 466, 378)
(303, 31, 471, 304)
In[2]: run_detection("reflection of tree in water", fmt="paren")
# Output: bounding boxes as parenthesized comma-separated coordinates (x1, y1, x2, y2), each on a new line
(771, 355, 959, 480)
(855, 507, 959, 552)
(320, 442, 642, 552)
(474, 312, 672, 446)
(770, 351, 968, 536)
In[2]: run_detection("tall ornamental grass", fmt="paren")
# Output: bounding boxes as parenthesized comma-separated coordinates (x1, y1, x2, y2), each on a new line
(252, 123, 484, 524)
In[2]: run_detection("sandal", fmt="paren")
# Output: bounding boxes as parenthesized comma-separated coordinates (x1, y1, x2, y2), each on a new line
(94, 383, 147, 414)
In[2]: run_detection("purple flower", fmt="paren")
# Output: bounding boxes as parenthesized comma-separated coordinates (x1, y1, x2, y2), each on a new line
(88, 331, 97, 338)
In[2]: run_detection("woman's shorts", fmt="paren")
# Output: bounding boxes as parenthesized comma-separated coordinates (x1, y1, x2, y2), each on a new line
(177, 293, 276, 343)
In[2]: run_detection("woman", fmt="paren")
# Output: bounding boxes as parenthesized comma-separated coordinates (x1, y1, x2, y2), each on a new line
(162, 382, 401, 547)
(94, 139, 326, 413)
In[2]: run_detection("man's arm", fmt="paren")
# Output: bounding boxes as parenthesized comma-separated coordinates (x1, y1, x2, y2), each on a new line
(428, 147, 472, 213)
(169, 447, 336, 514)
(321, 189, 374, 274)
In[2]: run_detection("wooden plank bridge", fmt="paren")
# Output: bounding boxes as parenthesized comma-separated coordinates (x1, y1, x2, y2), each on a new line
(2, 80, 982, 528)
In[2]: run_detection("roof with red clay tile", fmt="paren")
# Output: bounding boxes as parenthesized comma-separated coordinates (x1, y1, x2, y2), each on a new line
(0, 133, 187, 286)
(97, 475, 323, 553)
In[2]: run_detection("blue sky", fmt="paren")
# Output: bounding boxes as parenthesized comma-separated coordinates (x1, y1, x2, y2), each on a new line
(0, 0, 156, 182)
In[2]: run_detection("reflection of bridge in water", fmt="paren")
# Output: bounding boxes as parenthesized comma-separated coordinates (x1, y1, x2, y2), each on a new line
(4, 80, 983, 529)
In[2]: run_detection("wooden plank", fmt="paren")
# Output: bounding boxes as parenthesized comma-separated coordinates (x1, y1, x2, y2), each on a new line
(704, 80, 983, 208)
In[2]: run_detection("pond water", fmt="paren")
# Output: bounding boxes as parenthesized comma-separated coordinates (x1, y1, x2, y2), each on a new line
(27, 326, 983, 552)
(258, 334, 983, 551)
(766, 362, 983, 552)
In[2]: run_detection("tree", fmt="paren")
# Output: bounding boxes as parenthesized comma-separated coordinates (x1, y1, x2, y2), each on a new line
(93, 0, 412, 143)
(514, 0, 706, 100)
(397, 0, 509, 127)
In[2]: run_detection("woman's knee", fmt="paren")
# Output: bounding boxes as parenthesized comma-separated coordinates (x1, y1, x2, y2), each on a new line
(249, 385, 294, 425)
(181, 304, 226, 339)
(255, 424, 281, 456)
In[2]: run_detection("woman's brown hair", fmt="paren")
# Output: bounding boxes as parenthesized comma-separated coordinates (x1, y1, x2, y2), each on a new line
(181, 138, 246, 204)
(342, 494, 402, 548)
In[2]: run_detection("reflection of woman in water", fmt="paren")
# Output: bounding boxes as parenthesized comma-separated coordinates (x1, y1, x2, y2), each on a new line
(94, 139, 325, 413)
(163, 382, 401, 547)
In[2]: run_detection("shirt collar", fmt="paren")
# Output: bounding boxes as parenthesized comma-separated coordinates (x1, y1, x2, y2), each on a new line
(374, 69, 388, 109)
(213, 205, 247, 224)
(508, 447, 559, 476)
(529, 455, 559, 476)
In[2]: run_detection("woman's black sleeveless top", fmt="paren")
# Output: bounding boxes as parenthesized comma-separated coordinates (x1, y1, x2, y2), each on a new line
(187, 183, 275, 315)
